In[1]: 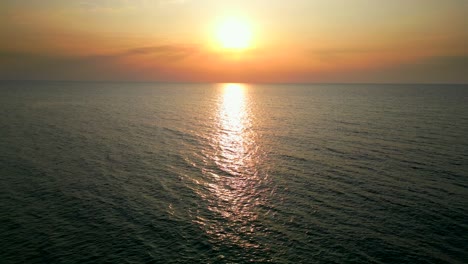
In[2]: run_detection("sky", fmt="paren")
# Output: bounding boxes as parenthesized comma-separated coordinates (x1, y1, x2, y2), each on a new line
(0, 0, 467, 83)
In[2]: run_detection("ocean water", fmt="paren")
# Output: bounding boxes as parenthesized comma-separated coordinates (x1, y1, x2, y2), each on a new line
(0, 81, 467, 263)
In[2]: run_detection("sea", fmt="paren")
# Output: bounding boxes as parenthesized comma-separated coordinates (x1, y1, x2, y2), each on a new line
(1, 81, 467, 263)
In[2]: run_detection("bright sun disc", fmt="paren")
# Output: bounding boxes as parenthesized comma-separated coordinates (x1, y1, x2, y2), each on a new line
(216, 18, 252, 49)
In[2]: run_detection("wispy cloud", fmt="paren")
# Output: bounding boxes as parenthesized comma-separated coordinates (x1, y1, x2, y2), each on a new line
(118, 45, 198, 59)
(0, 44, 199, 80)
(78, 0, 136, 12)
(310, 47, 393, 63)
(78, 0, 187, 12)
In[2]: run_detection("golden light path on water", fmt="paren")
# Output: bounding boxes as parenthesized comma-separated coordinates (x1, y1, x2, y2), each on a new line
(194, 83, 271, 249)
(217, 83, 249, 173)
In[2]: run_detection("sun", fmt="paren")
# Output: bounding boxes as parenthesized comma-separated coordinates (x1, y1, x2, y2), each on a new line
(216, 17, 252, 50)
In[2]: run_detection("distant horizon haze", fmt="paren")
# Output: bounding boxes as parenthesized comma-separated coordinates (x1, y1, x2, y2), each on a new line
(1, 80, 468, 86)
(0, 0, 467, 83)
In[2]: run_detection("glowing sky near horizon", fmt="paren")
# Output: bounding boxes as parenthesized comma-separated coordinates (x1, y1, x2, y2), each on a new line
(0, 0, 466, 83)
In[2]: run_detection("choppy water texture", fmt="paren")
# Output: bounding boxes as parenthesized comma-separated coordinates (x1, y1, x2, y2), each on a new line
(1, 82, 467, 263)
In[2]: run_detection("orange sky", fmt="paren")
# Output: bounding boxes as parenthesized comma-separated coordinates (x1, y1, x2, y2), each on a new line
(1, 0, 467, 83)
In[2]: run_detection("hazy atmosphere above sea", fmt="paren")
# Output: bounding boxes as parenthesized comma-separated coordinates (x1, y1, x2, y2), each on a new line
(0, 0, 467, 83)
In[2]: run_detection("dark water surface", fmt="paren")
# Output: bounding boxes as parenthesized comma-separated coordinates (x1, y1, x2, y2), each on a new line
(1, 82, 467, 263)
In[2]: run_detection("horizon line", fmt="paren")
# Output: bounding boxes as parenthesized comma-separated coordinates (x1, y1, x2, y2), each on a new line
(0, 79, 467, 86)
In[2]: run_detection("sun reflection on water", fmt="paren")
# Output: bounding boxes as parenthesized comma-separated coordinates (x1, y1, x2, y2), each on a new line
(217, 83, 249, 173)
(192, 83, 270, 249)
